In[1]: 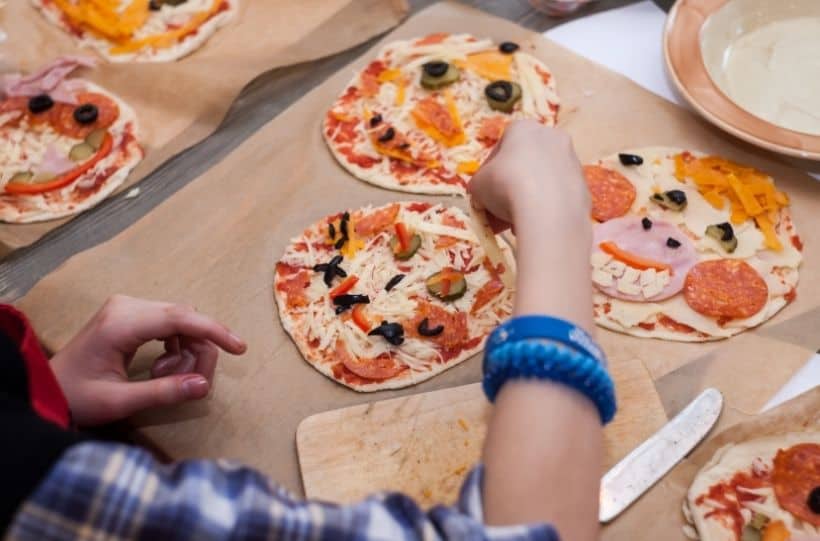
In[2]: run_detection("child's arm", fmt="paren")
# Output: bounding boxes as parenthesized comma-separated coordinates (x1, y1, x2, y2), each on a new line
(469, 121, 602, 540)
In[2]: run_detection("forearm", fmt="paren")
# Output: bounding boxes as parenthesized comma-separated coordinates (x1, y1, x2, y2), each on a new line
(482, 207, 603, 539)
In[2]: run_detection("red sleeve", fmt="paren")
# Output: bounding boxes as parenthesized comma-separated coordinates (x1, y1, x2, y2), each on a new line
(0, 305, 70, 429)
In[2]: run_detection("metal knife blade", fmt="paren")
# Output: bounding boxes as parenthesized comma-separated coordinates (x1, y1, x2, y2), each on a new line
(599, 388, 723, 523)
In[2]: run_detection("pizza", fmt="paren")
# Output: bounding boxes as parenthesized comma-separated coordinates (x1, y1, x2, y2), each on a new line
(273, 201, 515, 391)
(683, 433, 820, 541)
(585, 147, 802, 342)
(31, 0, 237, 63)
(0, 57, 143, 222)
(323, 33, 559, 196)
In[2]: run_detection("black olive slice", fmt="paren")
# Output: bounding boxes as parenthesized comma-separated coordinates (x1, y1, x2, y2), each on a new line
(334, 238, 346, 250)
(369, 113, 382, 127)
(650, 190, 687, 211)
(73, 104, 99, 125)
(368, 321, 405, 346)
(641, 217, 653, 230)
(149, 0, 162, 9)
(377, 127, 395, 143)
(808, 486, 820, 514)
(332, 294, 370, 307)
(328, 222, 336, 239)
(423, 61, 449, 78)
(618, 153, 644, 166)
(666, 237, 681, 249)
(485, 81, 513, 102)
(385, 274, 405, 292)
(27, 94, 54, 114)
(417, 317, 444, 337)
(499, 41, 519, 54)
(314, 255, 346, 286)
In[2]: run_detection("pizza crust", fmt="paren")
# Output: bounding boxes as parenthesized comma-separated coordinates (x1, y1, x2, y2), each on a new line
(30, 0, 237, 63)
(274, 202, 516, 392)
(0, 81, 143, 223)
(589, 147, 802, 342)
(684, 432, 820, 541)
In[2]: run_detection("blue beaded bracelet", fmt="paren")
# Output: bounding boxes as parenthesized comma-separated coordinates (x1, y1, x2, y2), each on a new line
(486, 315, 607, 368)
(482, 316, 616, 424)
(483, 340, 616, 424)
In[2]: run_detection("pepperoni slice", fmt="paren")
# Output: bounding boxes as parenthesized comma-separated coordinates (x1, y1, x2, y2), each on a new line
(583, 165, 637, 222)
(354, 203, 400, 236)
(412, 97, 460, 140)
(477, 115, 506, 146)
(52, 92, 119, 138)
(415, 33, 449, 46)
(471, 279, 504, 315)
(683, 260, 768, 319)
(275, 268, 311, 309)
(407, 301, 469, 349)
(772, 443, 820, 526)
(335, 341, 405, 381)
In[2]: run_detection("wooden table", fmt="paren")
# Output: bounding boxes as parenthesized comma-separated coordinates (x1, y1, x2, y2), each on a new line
(0, 0, 643, 301)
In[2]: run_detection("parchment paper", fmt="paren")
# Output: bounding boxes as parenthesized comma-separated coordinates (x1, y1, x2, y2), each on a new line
(602, 387, 819, 541)
(15, 2, 820, 497)
(0, 0, 408, 249)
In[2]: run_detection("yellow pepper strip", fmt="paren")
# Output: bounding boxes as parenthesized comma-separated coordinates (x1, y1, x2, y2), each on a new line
(110, 0, 224, 54)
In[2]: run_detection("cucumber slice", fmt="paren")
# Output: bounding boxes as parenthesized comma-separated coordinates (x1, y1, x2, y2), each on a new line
(426, 270, 467, 302)
(390, 233, 421, 260)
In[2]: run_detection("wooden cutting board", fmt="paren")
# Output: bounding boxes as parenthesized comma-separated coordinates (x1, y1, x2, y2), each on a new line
(297, 357, 667, 506)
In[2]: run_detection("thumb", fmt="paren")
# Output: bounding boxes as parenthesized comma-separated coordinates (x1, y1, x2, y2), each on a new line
(107, 374, 210, 418)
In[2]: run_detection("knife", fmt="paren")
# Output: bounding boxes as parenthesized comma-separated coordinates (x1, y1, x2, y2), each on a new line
(599, 387, 723, 523)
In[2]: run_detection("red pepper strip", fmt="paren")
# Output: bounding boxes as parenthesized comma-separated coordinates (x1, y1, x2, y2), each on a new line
(5, 132, 114, 195)
(394, 222, 411, 252)
(352, 304, 371, 333)
(599, 241, 672, 272)
(330, 276, 358, 299)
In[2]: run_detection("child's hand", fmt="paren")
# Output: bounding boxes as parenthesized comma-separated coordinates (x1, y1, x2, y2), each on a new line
(468, 120, 590, 232)
(50, 295, 246, 426)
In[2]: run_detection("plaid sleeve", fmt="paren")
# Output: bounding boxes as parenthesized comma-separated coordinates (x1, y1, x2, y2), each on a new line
(7, 442, 560, 541)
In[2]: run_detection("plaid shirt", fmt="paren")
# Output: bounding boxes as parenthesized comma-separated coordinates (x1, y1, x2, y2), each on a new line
(6, 442, 560, 541)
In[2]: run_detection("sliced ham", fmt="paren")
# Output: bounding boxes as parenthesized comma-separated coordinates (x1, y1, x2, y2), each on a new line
(592, 216, 697, 302)
(36, 144, 75, 177)
(2, 56, 96, 105)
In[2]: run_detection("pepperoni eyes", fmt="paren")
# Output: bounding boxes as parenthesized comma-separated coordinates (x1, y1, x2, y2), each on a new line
(73, 103, 99, 125)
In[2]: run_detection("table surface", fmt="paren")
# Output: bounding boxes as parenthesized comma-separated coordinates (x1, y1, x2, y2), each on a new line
(0, 0, 641, 301)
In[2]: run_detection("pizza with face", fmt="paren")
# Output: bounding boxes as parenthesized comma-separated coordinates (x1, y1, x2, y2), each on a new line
(273, 201, 515, 391)
(0, 57, 142, 222)
(31, 0, 237, 62)
(323, 33, 559, 196)
(585, 148, 802, 341)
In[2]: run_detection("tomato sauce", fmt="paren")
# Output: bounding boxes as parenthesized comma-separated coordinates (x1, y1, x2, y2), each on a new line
(638, 322, 656, 331)
(441, 336, 482, 362)
(658, 315, 696, 334)
(791, 234, 804, 251)
(784, 288, 797, 303)
(694, 470, 771, 541)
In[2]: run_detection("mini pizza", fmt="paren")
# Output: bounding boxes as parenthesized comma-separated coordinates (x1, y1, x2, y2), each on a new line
(273, 201, 515, 391)
(31, 0, 236, 63)
(0, 57, 142, 222)
(683, 433, 820, 541)
(323, 33, 559, 196)
(586, 148, 802, 341)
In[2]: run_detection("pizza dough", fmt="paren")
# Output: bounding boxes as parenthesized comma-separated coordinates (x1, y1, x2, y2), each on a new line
(684, 433, 820, 541)
(273, 201, 515, 391)
(587, 147, 802, 342)
(31, 0, 237, 63)
(0, 59, 143, 223)
(323, 33, 560, 196)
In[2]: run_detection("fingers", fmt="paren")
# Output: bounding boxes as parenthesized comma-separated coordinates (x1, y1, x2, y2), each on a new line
(106, 374, 211, 419)
(151, 337, 217, 384)
(100, 296, 247, 355)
